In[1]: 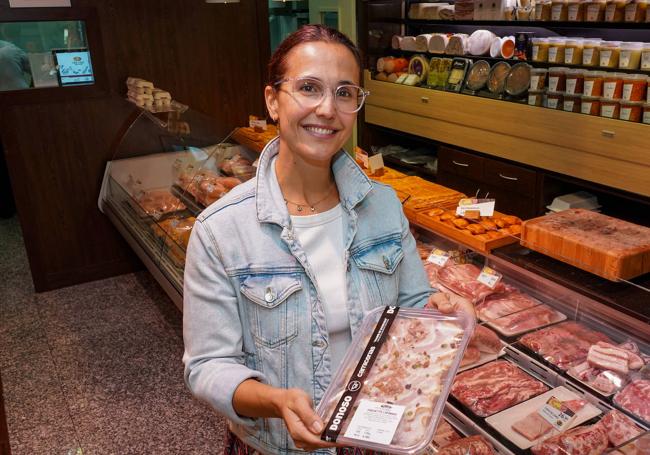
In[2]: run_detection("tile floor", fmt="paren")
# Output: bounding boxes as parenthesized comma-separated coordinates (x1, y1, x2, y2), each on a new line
(0, 217, 226, 454)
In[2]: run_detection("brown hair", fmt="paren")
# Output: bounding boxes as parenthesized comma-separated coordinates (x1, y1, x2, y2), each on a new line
(267, 24, 362, 86)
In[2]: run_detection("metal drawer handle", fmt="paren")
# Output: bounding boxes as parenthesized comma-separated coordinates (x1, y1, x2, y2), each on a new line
(499, 173, 519, 181)
(452, 160, 469, 167)
(421, 96, 429, 103)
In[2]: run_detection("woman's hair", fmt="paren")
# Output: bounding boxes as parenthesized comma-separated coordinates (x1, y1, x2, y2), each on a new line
(267, 24, 362, 86)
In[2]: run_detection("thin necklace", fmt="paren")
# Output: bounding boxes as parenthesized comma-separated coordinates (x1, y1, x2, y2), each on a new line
(284, 184, 336, 213)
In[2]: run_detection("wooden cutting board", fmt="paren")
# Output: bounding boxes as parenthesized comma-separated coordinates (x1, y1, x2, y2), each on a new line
(521, 209, 650, 281)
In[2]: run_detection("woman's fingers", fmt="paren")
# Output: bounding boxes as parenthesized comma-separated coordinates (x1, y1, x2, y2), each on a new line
(428, 292, 476, 319)
(282, 389, 336, 451)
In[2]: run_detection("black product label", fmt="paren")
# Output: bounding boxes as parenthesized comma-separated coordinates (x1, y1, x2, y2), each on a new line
(321, 306, 400, 443)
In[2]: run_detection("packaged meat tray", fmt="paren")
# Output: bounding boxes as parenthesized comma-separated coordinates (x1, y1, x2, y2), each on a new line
(459, 325, 506, 372)
(485, 386, 602, 450)
(614, 377, 650, 424)
(436, 435, 496, 454)
(610, 431, 650, 454)
(518, 321, 612, 371)
(475, 289, 542, 322)
(317, 306, 475, 454)
(485, 304, 566, 338)
(437, 263, 506, 303)
(520, 209, 650, 281)
(132, 188, 186, 219)
(450, 359, 549, 418)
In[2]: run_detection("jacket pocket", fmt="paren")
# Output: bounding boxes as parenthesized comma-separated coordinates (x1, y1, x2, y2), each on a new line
(352, 237, 404, 308)
(240, 273, 302, 348)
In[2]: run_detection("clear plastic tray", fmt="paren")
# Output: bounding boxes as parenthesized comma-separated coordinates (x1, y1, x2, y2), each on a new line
(316, 306, 475, 455)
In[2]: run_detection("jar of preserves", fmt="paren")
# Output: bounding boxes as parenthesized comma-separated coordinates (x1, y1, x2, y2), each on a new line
(625, 0, 648, 20)
(532, 38, 550, 62)
(548, 37, 567, 63)
(535, 0, 554, 19)
(566, 69, 585, 94)
(599, 41, 622, 67)
(563, 94, 582, 112)
(586, 0, 608, 18)
(530, 68, 548, 89)
(584, 70, 606, 96)
(643, 103, 650, 124)
(581, 95, 601, 115)
(600, 98, 620, 118)
(565, 38, 584, 64)
(551, 0, 570, 18)
(619, 42, 644, 69)
(582, 39, 602, 66)
(528, 89, 545, 106)
(568, 0, 587, 18)
(621, 74, 648, 101)
(549, 67, 569, 91)
(547, 91, 564, 109)
(603, 73, 624, 99)
(619, 100, 644, 121)
(605, 0, 628, 21)
(642, 43, 650, 69)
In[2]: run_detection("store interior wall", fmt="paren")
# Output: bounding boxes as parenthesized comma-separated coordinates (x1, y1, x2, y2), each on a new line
(0, 0, 271, 291)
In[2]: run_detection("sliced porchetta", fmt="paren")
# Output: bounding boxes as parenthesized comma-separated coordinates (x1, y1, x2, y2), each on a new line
(588, 342, 630, 375)
(599, 409, 644, 447)
(531, 423, 608, 455)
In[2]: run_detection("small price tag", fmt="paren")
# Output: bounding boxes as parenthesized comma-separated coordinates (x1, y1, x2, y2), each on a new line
(456, 198, 496, 218)
(427, 249, 450, 267)
(369, 153, 385, 175)
(249, 119, 267, 131)
(477, 266, 502, 289)
(355, 147, 369, 169)
(538, 396, 578, 431)
(344, 399, 405, 445)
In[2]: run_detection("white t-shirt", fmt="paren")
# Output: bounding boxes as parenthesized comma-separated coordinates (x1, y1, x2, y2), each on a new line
(290, 204, 352, 371)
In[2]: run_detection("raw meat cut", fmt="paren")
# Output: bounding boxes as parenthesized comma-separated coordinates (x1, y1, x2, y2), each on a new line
(599, 410, 644, 447)
(476, 290, 541, 321)
(437, 264, 505, 302)
(588, 343, 631, 375)
(461, 345, 482, 367)
(451, 360, 549, 417)
(531, 423, 609, 455)
(489, 305, 564, 336)
(614, 379, 650, 423)
(471, 325, 501, 354)
(135, 189, 185, 217)
(432, 419, 462, 447)
(512, 399, 586, 441)
(437, 435, 495, 454)
(519, 322, 611, 370)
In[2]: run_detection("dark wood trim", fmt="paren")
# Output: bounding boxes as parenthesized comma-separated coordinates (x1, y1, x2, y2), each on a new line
(0, 371, 11, 455)
(0, 6, 110, 105)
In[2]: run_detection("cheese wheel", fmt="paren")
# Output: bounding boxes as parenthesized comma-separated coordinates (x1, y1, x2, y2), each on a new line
(429, 34, 450, 54)
(400, 36, 418, 52)
(415, 34, 433, 52)
(408, 55, 430, 83)
(391, 35, 403, 50)
(469, 30, 497, 56)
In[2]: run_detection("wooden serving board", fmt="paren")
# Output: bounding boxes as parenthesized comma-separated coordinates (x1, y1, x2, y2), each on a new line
(414, 210, 520, 254)
(521, 209, 650, 281)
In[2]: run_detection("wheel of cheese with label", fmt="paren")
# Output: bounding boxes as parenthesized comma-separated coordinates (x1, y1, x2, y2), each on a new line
(408, 55, 430, 83)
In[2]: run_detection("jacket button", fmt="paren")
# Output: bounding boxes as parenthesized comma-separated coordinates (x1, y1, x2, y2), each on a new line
(264, 287, 276, 303)
(383, 255, 390, 269)
(312, 340, 326, 348)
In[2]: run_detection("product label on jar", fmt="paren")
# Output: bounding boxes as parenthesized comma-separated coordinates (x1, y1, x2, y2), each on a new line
(603, 82, 617, 99)
(552, 3, 564, 19)
(605, 3, 616, 20)
(528, 94, 538, 105)
(584, 80, 595, 96)
(643, 111, 650, 124)
(581, 101, 593, 114)
(532, 46, 539, 61)
(620, 107, 632, 120)
(549, 76, 560, 91)
(620, 50, 631, 68)
(622, 84, 633, 100)
(564, 100, 575, 111)
(583, 48, 595, 65)
(531, 75, 541, 89)
(568, 4, 580, 19)
(566, 79, 577, 94)
(548, 98, 560, 109)
(641, 51, 650, 70)
(565, 48, 575, 63)
(600, 50, 612, 67)
(549, 47, 558, 62)
(601, 104, 616, 117)
(586, 3, 601, 20)
(625, 4, 637, 21)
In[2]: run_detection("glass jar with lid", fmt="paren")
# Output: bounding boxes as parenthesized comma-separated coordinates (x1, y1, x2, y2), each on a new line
(603, 73, 625, 99)
(567, 0, 588, 18)
(549, 67, 570, 91)
(619, 42, 644, 69)
(625, 0, 648, 20)
(546, 91, 564, 109)
(563, 94, 582, 112)
(582, 39, 602, 66)
(585, 0, 608, 19)
(600, 98, 620, 118)
(581, 95, 601, 115)
(528, 89, 545, 106)
(643, 103, 650, 124)
(599, 41, 622, 67)
(548, 37, 567, 63)
(621, 74, 648, 101)
(551, 0, 570, 19)
(530, 68, 549, 89)
(619, 100, 644, 121)
(566, 69, 585, 94)
(532, 38, 551, 62)
(565, 38, 584, 65)
(584, 70, 606, 96)
(605, 0, 628, 21)
(536, 0, 554, 19)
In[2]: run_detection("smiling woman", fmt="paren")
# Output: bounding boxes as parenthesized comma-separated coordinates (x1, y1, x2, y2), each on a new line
(182, 24, 437, 455)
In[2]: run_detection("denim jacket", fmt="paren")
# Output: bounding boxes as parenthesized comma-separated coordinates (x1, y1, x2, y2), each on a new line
(182, 138, 433, 455)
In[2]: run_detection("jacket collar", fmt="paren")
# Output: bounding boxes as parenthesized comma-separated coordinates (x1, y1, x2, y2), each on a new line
(255, 137, 373, 227)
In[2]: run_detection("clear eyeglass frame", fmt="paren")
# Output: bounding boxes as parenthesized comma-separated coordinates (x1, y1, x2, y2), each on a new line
(273, 77, 370, 114)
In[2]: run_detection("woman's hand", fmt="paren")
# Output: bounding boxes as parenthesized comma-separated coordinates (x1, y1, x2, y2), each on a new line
(427, 291, 476, 319)
(273, 388, 337, 451)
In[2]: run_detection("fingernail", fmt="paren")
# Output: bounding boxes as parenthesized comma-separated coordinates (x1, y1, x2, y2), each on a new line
(311, 421, 323, 433)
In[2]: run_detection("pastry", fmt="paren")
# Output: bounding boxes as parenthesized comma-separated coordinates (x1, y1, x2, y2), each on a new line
(466, 224, 487, 235)
(453, 218, 470, 229)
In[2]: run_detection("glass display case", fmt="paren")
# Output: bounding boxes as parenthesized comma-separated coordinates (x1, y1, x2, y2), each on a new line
(98, 102, 259, 308)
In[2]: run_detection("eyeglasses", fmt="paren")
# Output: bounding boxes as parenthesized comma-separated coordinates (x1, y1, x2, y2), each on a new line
(273, 77, 370, 114)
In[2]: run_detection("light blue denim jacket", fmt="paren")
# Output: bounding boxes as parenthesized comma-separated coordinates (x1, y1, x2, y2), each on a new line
(183, 138, 433, 455)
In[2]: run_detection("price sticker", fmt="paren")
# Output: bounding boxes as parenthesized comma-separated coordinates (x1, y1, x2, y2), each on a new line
(344, 399, 405, 445)
(538, 396, 578, 431)
(456, 198, 495, 218)
(477, 266, 502, 289)
(355, 146, 369, 169)
(369, 153, 385, 175)
(249, 117, 267, 131)
(427, 249, 450, 267)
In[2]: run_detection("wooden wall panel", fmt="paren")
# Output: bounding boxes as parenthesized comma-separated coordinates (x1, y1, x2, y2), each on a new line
(0, 0, 270, 291)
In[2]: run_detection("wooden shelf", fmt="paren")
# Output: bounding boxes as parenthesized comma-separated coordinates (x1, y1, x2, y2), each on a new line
(231, 127, 267, 154)
(374, 17, 650, 29)
(363, 70, 650, 197)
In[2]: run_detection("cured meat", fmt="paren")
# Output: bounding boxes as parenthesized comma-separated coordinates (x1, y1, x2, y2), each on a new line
(451, 360, 549, 417)
(437, 435, 495, 455)
(519, 322, 611, 370)
(489, 305, 563, 336)
(432, 419, 462, 447)
(588, 342, 631, 375)
(599, 410, 644, 447)
(470, 325, 501, 354)
(614, 379, 650, 423)
(461, 345, 481, 367)
(136, 189, 185, 217)
(476, 290, 541, 321)
(531, 423, 609, 455)
(512, 399, 586, 441)
(437, 264, 505, 303)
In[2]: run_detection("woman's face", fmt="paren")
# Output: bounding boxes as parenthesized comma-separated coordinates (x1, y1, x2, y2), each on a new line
(265, 41, 360, 166)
